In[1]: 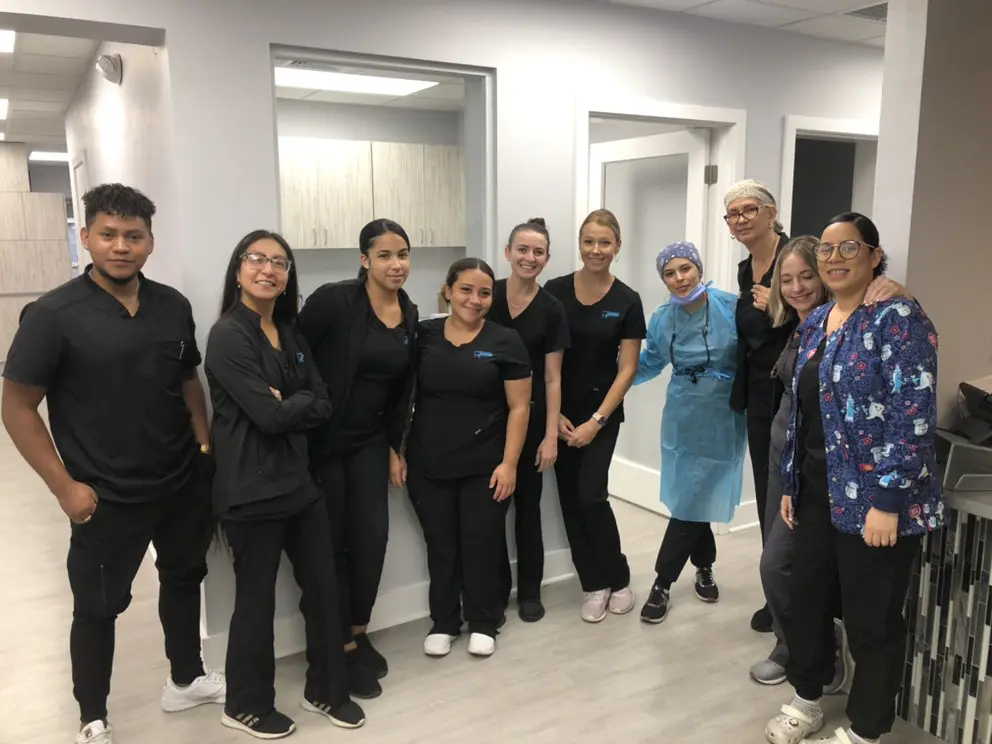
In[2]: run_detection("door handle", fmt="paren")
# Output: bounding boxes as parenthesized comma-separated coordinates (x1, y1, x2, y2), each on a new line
(420, 228, 425, 245)
(312, 229, 317, 247)
(430, 228, 434, 245)
(323, 227, 328, 246)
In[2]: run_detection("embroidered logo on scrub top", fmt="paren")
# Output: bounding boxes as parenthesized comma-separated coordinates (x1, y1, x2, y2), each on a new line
(296, 352, 305, 363)
(602, 310, 620, 319)
(403, 334, 409, 345)
(473, 350, 494, 359)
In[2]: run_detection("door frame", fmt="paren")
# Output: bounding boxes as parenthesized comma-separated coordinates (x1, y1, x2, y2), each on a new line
(574, 96, 747, 294)
(778, 115, 880, 236)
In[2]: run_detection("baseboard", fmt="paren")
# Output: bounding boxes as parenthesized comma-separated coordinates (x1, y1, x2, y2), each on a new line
(201, 547, 576, 670)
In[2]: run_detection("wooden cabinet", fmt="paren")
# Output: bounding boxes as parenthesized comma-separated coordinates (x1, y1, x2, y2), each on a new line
(423, 145, 466, 248)
(22, 193, 68, 240)
(0, 144, 30, 193)
(277, 137, 466, 250)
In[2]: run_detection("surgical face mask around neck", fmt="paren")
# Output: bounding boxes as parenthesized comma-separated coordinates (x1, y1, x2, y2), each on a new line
(670, 281, 707, 306)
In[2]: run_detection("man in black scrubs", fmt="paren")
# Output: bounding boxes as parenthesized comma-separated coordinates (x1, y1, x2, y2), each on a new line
(1, 184, 224, 744)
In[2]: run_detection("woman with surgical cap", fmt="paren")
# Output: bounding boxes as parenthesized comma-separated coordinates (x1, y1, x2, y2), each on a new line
(633, 241, 746, 624)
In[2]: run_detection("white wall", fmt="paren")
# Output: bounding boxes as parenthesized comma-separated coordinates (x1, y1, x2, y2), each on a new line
(276, 99, 462, 145)
(4, 0, 883, 657)
(851, 139, 877, 215)
(64, 40, 180, 288)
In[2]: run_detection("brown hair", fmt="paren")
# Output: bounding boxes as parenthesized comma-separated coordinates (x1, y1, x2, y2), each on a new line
(579, 209, 621, 244)
(507, 217, 550, 250)
(767, 235, 826, 328)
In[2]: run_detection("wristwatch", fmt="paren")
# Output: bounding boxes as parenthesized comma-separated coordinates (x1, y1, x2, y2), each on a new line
(591, 412, 608, 427)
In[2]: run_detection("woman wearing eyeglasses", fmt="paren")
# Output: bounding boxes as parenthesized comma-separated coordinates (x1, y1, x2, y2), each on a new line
(206, 231, 364, 739)
(764, 213, 942, 744)
(633, 241, 746, 624)
(723, 179, 793, 633)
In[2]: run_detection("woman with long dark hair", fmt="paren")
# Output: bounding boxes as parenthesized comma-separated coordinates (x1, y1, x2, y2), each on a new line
(298, 219, 418, 696)
(206, 230, 364, 738)
(764, 213, 942, 744)
(407, 258, 532, 658)
(545, 209, 646, 623)
(488, 217, 569, 623)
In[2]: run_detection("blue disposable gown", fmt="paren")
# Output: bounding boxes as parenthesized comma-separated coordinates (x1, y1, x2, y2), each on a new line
(634, 285, 747, 523)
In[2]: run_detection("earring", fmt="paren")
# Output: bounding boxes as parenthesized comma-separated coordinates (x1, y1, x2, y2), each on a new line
(236, 282, 241, 288)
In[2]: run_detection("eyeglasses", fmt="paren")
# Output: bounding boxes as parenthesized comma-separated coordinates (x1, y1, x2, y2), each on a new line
(242, 251, 292, 273)
(815, 240, 874, 261)
(723, 205, 764, 225)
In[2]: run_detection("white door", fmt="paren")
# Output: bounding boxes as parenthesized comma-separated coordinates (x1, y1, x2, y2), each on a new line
(585, 129, 710, 517)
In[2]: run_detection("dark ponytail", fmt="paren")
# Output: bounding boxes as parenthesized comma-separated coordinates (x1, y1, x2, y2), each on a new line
(358, 218, 411, 280)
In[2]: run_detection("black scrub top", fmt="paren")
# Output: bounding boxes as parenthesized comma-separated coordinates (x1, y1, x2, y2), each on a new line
(330, 309, 410, 451)
(487, 279, 570, 421)
(407, 318, 531, 480)
(797, 342, 828, 509)
(544, 273, 646, 424)
(733, 235, 795, 417)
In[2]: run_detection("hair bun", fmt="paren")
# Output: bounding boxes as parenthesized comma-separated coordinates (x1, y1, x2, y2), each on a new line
(527, 217, 546, 227)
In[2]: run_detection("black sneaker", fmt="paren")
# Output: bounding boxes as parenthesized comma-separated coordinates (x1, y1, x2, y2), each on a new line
(301, 697, 366, 729)
(496, 612, 507, 630)
(751, 604, 773, 633)
(639, 583, 671, 624)
(518, 598, 546, 623)
(221, 709, 296, 739)
(694, 566, 719, 603)
(345, 651, 382, 699)
(354, 632, 388, 679)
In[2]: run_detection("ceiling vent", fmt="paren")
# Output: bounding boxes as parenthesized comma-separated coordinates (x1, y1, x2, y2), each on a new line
(844, 2, 888, 23)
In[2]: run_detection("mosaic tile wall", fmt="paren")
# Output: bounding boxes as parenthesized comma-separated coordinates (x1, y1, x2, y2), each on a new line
(900, 509, 992, 744)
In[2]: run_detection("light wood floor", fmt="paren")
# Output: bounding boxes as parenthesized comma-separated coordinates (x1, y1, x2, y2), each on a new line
(0, 422, 939, 744)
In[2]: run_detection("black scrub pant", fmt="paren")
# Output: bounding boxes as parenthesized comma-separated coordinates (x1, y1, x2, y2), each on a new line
(499, 421, 546, 604)
(222, 498, 349, 715)
(67, 460, 212, 724)
(654, 518, 716, 589)
(315, 431, 390, 639)
(553, 416, 630, 593)
(407, 469, 508, 637)
(747, 413, 773, 545)
(783, 493, 921, 740)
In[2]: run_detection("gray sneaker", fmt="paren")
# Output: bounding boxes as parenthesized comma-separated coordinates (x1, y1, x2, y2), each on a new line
(750, 658, 787, 685)
(825, 619, 851, 695)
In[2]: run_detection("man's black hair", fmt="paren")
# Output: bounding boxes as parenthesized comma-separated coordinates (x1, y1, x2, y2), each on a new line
(82, 183, 156, 232)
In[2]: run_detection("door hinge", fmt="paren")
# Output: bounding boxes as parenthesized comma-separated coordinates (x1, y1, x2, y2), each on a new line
(703, 164, 719, 186)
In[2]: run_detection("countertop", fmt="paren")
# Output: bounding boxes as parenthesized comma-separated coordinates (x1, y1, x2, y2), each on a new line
(946, 489, 992, 520)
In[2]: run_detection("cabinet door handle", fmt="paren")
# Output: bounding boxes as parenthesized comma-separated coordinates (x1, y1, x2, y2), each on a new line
(323, 227, 328, 246)
(312, 229, 317, 247)
(430, 228, 434, 245)
(420, 228, 424, 245)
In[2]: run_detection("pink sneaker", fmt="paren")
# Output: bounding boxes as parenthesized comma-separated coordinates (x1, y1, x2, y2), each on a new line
(608, 586, 635, 615)
(581, 589, 610, 623)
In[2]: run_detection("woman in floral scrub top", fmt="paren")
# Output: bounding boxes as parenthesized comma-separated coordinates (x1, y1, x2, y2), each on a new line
(764, 213, 942, 744)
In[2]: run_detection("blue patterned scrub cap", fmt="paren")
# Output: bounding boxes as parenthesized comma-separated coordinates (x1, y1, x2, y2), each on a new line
(656, 241, 703, 278)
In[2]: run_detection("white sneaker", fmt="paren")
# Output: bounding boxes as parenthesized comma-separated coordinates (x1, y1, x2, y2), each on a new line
(608, 586, 635, 615)
(75, 721, 113, 743)
(467, 633, 496, 657)
(160, 670, 227, 712)
(765, 702, 824, 744)
(581, 589, 611, 623)
(423, 633, 457, 657)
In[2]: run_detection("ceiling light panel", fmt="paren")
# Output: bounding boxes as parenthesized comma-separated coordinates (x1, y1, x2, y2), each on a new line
(0, 98, 8, 120)
(0, 30, 14, 54)
(273, 67, 439, 97)
(29, 150, 71, 162)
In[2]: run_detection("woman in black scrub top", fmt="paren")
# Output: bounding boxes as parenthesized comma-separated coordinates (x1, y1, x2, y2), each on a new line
(297, 219, 418, 699)
(544, 208, 647, 625)
(724, 179, 792, 633)
(407, 258, 532, 659)
(488, 217, 570, 623)
(206, 230, 364, 739)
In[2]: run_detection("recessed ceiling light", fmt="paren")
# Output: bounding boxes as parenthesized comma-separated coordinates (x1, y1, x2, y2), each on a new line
(29, 151, 71, 163)
(274, 67, 439, 97)
(0, 30, 14, 54)
(0, 99, 8, 120)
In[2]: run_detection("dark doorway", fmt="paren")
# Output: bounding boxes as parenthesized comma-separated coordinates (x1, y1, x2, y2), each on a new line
(791, 138, 856, 237)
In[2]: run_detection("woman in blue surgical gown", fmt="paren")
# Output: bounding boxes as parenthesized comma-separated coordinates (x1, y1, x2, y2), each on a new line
(634, 241, 747, 625)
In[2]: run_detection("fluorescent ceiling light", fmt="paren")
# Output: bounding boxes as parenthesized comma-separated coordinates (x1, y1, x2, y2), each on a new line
(0, 98, 7, 120)
(0, 30, 14, 54)
(0, 133, 5, 141)
(274, 67, 438, 97)
(29, 151, 71, 163)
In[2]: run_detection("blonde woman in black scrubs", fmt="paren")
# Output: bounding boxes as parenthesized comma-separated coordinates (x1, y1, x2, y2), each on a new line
(545, 209, 646, 624)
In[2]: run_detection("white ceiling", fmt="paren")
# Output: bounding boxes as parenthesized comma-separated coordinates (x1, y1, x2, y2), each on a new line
(274, 63, 465, 112)
(0, 33, 98, 150)
(605, 0, 887, 47)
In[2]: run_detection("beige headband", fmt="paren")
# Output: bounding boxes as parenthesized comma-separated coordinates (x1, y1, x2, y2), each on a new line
(724, 179, 777, 210)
